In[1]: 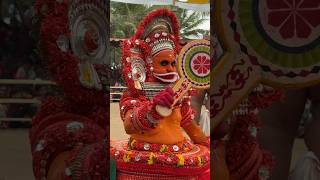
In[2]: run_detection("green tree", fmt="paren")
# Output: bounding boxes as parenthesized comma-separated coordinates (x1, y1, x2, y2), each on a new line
(110, 2, 209, 68)
(110, 2, 151, 38)
(110, 2, 209, 40)
(176, 9, 209, 39)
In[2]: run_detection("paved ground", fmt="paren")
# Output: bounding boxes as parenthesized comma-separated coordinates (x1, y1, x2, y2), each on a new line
(110, 103, 129, 141)
(0, 103, 308, 179)
(0, 129, 33, 180)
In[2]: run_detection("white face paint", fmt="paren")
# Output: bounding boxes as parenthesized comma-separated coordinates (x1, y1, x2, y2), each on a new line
(153, 72, 179, 83)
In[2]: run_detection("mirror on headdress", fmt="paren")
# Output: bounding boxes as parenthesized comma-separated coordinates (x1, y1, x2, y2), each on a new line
(68, 0, 109, 90)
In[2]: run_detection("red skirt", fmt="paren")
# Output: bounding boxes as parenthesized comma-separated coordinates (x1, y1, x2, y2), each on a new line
(111, 140, 210, 180)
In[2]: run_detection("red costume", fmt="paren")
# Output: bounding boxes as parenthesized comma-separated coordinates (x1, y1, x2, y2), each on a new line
(110, 9, 210, 179)
(212, 85, 284, 179)
(30, 0, 109, 179)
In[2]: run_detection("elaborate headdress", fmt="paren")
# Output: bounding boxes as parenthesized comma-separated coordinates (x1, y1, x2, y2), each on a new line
(121, 9, 181, 95)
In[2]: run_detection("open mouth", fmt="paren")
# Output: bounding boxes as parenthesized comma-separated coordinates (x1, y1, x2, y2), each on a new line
(161, 74, 175, 80)
(153, 72, 179, 83)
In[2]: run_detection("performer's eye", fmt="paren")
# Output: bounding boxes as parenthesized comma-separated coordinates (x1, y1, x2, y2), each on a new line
(171, 61, 176, 66)
(161, 60, 169, 66)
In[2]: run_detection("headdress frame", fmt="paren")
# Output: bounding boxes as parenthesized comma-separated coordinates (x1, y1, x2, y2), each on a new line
(121, 9, 182, 96)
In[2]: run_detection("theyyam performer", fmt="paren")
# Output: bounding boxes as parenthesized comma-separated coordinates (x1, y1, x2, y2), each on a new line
(110, 9, 210, 179)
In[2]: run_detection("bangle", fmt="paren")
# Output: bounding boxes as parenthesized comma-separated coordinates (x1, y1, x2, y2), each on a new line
(132, 105, 154, 131)
(146, 104, 162, 123)
(129, 111, 140, 132)
(120, 100, 137, 120)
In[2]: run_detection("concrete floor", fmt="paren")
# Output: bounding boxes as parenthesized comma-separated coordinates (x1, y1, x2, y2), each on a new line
(110, 103, 128, 141)
(0, 129, 33, 180)
(0, 103, 308, 180)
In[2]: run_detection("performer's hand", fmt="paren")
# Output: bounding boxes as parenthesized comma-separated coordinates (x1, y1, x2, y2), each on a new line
(152, 87, 174, 108)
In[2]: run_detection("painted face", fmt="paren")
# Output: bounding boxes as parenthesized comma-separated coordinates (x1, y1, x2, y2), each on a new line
(152, 50, 179, 83)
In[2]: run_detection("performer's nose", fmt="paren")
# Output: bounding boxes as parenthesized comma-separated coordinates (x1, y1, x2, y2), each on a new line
(167, 65, 175, 72)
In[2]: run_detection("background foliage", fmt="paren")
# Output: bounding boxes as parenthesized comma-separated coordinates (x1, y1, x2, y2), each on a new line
(110, 1, 210, 81)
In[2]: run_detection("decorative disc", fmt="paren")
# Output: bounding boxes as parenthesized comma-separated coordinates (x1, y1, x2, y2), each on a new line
(131, 59, 146, 83)
(178, 39, 210, 89)
(211, 0, 320, 126)
(69, 0, 108, 64)
(217, 0, 320, 86)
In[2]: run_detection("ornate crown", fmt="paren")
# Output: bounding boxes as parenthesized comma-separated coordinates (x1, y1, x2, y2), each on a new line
(121, 9, 181, 95)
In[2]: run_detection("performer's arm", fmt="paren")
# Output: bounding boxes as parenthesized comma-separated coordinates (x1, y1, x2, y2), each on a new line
(120, 88, 174, 134)
(180, 97, 209, 146)
(183, 122, 209, 145)
(191, 89, 206, 125)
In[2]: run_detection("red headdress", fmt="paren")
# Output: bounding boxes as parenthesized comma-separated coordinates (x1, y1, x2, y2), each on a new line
(121, 9, 181, 96)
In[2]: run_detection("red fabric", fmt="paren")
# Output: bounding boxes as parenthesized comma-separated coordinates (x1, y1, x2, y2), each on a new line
(119, 92, 163, 130)
(198, 169, 210, 180)
(30, 1, 109, 179)
(111, 140, 210, 175)
(31, 118, 105, 179)
(117, 161, 210, 177)
(35, 0, 106, 107)
(117, 173, 202, 180)
(225, 88, 283, 179)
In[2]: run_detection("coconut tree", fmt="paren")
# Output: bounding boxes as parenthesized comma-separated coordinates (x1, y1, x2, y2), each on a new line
(110, 2, 209, 85)
(176, 8, 209, 39)
(110, 2, 152, 38)
(110, 2, 209, 40)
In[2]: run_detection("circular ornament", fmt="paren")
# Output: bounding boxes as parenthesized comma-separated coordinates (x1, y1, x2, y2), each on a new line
(35, 140, 45, 152)
(211, 0, 320, 127)
(178, 39, 210, 89)
(131, 59, 146, 83)
(172, 145, 180, 152)
(216, 0, 320, 86)
(66, 121, 84, 133)
(144, 143, 150, 151)
(69, 0, 108, 64)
